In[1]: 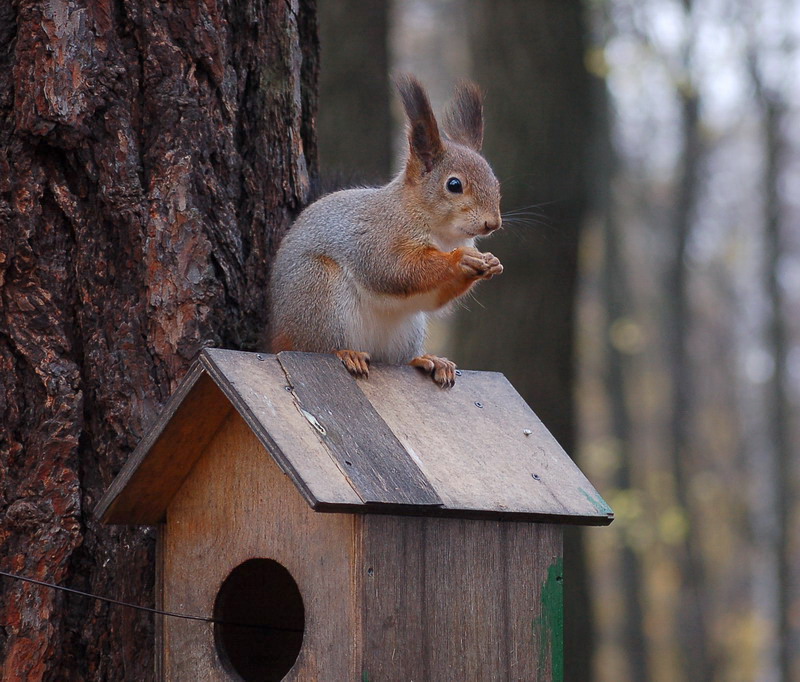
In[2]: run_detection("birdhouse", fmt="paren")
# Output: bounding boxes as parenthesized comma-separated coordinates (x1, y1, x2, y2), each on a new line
(96, 349, 613, 681)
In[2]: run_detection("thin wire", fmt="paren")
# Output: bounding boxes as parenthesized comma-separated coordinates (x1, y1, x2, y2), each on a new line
(0, 569, 302, 633)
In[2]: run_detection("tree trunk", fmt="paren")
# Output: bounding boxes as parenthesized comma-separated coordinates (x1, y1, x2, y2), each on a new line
(455, 2, 594, 679)
(596, 87, 649, 681)
(318, 0, 391, 185)
(666, 84, 717, 682)
(0, 1, 317, 679)
(752, 68, 794, 682)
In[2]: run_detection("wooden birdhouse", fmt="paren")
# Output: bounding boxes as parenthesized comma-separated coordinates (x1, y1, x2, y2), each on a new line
(97, 349, 613, 681)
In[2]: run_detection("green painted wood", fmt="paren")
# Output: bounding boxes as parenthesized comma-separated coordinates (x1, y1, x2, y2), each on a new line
(534, 557, 564, 681)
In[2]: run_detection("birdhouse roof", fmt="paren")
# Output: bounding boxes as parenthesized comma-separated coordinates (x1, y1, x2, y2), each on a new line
(96, 349, 613, 526)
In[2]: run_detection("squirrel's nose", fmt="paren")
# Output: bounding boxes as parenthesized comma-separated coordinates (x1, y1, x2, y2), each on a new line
(484, 218, 501, 232)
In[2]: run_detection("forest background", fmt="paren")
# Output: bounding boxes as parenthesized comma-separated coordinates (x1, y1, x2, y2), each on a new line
(1, 0, 798, 680)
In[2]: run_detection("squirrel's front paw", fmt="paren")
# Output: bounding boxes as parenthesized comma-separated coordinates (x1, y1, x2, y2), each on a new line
(410, 354, 457, 388)
(335, 349, 371, 378)
(458, 248, 504, 280)
(477, 251, 503, 279)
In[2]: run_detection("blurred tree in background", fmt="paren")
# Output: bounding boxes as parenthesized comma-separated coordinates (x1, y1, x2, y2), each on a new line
(318, 0, 392, 184)
(323, 1, 612, 679)
(451, 3, 596, 680)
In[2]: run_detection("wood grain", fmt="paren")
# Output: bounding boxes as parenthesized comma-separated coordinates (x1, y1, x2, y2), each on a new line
(95, 364, 233, 524)
(356, 514, 563, 680)
(100, 349, 612, 524)
(199, 349, 362, 508)
(154, 527, 166, 682)
(278, 351, 443, 507)
(162, 412, 358, 681)
(359, 363, 613, 525)
(158, 409, 565, 680)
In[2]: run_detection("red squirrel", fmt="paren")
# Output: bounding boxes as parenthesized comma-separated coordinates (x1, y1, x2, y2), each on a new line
(268, 75, 503, 387)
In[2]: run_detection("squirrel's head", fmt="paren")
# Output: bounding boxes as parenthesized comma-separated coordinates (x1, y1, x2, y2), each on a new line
(396, 75, 501, 246)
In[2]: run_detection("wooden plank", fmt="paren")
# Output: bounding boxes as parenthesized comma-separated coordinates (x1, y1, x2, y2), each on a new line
(99, 347, 610, 524)
(357, 514, 563, 680)
(277, 352, 443, 508)
(358, 364, 613, 525)
(95, 363, 233, 524)
(198, 349, 362, 509)
(162, 413, 358, 681)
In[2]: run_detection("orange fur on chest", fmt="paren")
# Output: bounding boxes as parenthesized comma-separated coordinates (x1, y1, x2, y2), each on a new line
(392, 244, 476, 307)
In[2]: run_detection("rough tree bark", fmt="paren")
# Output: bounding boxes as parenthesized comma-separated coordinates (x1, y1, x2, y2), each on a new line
(454, 2, 595, 679)
(0, 1, 318, 679)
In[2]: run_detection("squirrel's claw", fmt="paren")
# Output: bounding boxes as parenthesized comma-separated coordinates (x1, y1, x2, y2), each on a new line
(335, 349, 371, 378)
(480, 252, 503, 279)
(458, 248, 504, 280)
(410, 354, 457, 388)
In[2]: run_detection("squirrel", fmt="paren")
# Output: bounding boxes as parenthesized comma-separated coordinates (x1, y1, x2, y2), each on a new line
(268, 75, 503, 387)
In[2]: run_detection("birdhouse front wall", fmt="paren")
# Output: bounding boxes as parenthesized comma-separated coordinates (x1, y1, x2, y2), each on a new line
(160, 411, 359, 680)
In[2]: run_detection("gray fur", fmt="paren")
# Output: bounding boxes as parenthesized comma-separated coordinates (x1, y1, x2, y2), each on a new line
(443, 81, 484, 151)
(268, 76, 502, 365)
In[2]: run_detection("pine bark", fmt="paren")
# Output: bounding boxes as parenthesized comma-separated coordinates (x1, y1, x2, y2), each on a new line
(0, 1, 318, 679)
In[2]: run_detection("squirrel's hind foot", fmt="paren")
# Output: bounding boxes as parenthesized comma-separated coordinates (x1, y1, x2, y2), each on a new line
(335, 349, 371, 378)
(410, 354, 457, 388)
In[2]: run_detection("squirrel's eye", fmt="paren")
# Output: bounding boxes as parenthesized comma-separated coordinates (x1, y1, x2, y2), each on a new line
(446, 177, 463, 194)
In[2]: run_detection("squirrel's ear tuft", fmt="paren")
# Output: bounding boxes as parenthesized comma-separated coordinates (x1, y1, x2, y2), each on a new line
(442, 80, 484, 152)
(395, 74, 443, 174)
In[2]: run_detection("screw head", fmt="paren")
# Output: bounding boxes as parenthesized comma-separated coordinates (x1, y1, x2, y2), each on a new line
(474, 401, 484, 409)
(256, 354, 265, 361)
(523, 428, 532, 436)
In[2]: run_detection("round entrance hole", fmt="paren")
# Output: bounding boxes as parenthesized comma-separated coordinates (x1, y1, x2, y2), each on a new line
(213, 559, 305, 681)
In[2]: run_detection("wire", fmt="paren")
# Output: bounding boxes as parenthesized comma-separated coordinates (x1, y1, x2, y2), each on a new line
(0, 569, 302, 633)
